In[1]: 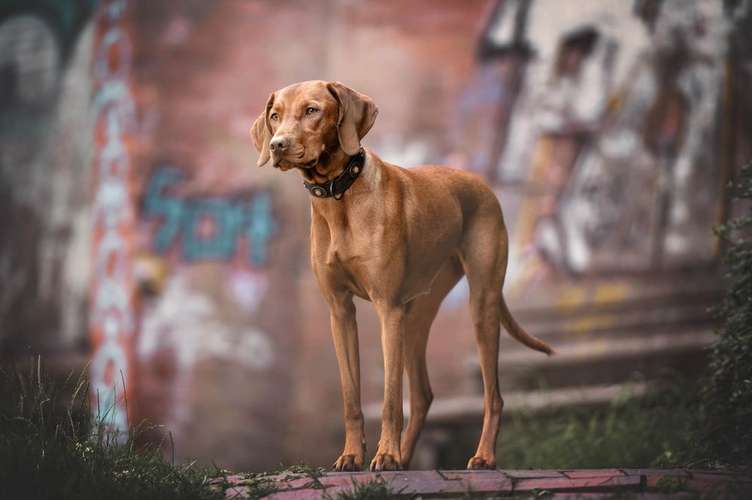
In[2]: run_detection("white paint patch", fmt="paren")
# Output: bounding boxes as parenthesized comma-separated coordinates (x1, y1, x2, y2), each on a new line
(138, 273, 274, 370)
(228, 270, 268, 314)
(137, 272, 274, 444)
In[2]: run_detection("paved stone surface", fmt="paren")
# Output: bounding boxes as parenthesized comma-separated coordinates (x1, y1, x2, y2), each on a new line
(220, 468, 752, 498)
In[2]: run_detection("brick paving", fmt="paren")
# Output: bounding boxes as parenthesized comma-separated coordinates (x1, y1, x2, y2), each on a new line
(220, 468, 752, 498)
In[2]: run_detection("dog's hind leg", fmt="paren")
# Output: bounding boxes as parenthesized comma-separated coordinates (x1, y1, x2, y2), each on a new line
(460, 211, 507, 470)
(400, 256, 463, 469)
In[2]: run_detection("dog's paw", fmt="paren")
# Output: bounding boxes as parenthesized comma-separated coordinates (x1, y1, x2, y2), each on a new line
(467, 455, 496, 470)
(369, 453, 401, 471)
(333, 454, 363, 472)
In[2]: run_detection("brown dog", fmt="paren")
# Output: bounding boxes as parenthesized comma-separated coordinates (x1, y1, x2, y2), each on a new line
(251, 80, 553, 472)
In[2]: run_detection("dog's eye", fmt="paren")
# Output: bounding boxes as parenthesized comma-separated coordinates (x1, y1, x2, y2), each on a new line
(270, 112, 279, 121)
(305, 107, 319, 115)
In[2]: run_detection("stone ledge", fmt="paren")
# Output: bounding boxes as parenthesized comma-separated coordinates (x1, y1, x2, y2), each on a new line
(220, 468, 752, 499)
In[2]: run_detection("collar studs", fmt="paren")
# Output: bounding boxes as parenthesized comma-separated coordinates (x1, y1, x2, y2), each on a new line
(304, 148, 365, 200)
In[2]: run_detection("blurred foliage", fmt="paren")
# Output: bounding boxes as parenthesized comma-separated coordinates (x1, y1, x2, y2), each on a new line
(498, 382, 698, 469)
(0, 358, 230, 500)
(698, 162, 752, 468)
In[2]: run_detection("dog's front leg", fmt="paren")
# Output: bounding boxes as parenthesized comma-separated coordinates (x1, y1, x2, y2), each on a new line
(371, 302, 406, 471)
(329, 293, 366, 471)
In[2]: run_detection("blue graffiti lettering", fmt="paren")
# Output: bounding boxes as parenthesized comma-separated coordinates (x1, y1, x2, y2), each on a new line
(143, 166, 277, 266)
(183, 198, 242, 262)
(143, 167, 184, 251)
(246, 192, 275, 266)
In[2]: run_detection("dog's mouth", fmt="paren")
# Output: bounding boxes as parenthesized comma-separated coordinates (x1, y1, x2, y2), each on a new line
(272, 150, 324, 171)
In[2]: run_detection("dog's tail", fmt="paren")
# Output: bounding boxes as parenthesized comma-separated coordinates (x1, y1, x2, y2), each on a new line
(500, 295, 554, 355)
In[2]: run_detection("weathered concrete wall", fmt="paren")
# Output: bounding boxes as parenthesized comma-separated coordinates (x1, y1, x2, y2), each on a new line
(0, 1, 96, 354)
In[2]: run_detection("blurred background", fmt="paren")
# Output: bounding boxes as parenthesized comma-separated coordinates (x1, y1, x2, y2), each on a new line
(1, 0, 751, 471)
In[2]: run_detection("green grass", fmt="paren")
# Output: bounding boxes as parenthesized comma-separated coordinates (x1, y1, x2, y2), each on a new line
(497, 382, 700, 470)
(0, 358, 236, 500)
(334, 477, 398, 500)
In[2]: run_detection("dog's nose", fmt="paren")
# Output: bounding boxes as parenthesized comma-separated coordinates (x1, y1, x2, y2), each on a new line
(269, 136, 289, 153)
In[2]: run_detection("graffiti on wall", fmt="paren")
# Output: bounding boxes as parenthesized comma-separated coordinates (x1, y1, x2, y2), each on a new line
(142, 166, 278, 267)
(471, 0, 745, 285)
(0, 0, 95, 110)
(0, 0, 96, 349)
(89, 0, 137, 433)
(134, 164, 281, 449)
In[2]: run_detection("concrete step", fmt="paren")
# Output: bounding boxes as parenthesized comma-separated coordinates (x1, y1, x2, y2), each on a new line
(493, 329, 715, 391)
(364, 382, 648, 424)
(217, 468, 752, 499)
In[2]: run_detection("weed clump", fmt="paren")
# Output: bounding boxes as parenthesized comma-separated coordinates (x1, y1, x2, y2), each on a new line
(0, 358, 226, 500)
(699, 162, 752, 469)
(335, 477, 398, 500)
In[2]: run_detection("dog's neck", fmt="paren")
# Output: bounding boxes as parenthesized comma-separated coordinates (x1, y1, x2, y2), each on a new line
(299, 147, 351, 185)
(301, 147, 379, 212)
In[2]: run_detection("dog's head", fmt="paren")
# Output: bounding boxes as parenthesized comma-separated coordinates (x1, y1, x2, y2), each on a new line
(250, 80, 378, 171)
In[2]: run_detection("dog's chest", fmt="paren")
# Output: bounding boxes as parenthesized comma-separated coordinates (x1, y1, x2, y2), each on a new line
(312, 208, 394, 300)
(325, 226, 382, 285)
(319, 199, 385, 261)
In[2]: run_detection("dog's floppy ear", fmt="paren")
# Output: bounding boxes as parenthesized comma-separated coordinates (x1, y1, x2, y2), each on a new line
(326, 82, 378, 156)
(250, 92, 275, 166)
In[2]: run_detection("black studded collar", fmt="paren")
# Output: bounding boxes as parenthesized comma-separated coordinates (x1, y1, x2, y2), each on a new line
(303, 148, 365, 200)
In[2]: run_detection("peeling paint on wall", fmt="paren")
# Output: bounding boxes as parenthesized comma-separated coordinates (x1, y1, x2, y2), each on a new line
(88, 0, 138, 433)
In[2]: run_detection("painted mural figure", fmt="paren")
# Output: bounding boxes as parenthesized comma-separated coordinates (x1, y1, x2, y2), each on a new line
(479, 0, 730, 279)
